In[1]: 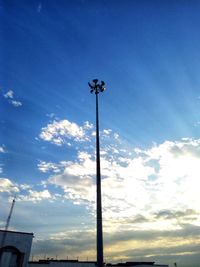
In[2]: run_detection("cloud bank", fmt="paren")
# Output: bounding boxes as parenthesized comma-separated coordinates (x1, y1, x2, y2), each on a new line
(1, 117, 200, 266)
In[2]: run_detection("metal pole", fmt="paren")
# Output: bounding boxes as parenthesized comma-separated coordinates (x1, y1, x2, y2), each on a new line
(88, 79, 106, 267)
(96, 91, 103, 267)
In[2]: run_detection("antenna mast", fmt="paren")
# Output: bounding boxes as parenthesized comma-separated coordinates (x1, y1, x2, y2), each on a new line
(0, 197, 16, 248)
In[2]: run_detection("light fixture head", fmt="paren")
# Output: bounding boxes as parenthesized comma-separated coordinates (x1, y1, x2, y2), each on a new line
(88, 82, 93, 89)
(88, 79, 106, 94)
(93, 79, 98, 84)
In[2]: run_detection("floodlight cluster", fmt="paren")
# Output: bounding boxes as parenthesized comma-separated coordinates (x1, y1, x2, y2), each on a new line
(88, 79, 106, 94)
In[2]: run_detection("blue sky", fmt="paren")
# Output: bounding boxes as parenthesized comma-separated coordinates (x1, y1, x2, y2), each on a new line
(1, 1, 200, 266)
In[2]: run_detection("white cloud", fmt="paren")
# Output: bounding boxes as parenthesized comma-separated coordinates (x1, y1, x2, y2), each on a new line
(19, 184, 32, 190)
(4, 90, 14, 99)
(101, 129, 120, 141)
(38, 161, 64, 173)
(39, 119, 121, 148)
(144, 139, 200, 212)
(114, 133, 119, 139)
(3, 90, 22, 107)
(43, 137, 200, 231)
(11, 100, 22, 107)
(47, 148, 155, 216)
(0, 146, 5, 153)
(84, 121, 93, 130)
(2, 131, 200, 263)
(91, 131, 96, 136)
(49, 152, 95, 205)
(18, 189, 52, 202)
(39, 119, 90, 145)
(0, 178, 19, 193)
(103, 129, 112, 135)
(36, 117, 200, 246)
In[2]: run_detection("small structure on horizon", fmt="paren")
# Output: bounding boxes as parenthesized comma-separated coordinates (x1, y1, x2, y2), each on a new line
(28, 259, 169, 267)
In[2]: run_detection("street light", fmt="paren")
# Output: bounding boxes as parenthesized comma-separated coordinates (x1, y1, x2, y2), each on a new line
(88, 79, 106, 267)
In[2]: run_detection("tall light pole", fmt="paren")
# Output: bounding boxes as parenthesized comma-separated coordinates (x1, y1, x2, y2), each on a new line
(88, 79, 106, 267)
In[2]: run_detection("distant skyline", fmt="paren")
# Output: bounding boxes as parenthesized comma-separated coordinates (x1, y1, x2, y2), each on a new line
(1, 1, 200, 267)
